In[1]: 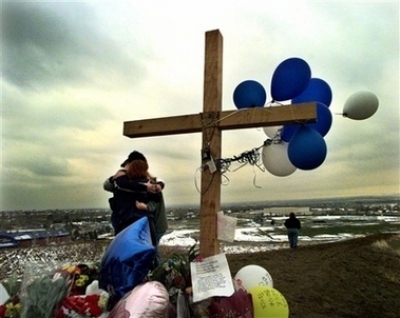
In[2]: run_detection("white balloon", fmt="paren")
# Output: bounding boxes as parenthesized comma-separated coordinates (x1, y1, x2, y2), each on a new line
(262, 125, 282, 138)
(234, 264, 273, 291)
(343, 91, 379, 120)
(262, 141, 297, 177)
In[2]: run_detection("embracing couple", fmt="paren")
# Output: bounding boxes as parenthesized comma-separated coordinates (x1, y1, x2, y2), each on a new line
(103, 151, 168, 260)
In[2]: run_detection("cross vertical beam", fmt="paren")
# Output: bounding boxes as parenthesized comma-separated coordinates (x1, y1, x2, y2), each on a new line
(199, 30, 223, 257)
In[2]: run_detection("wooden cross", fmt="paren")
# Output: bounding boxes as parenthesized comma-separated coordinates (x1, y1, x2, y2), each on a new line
(123, 29, 316, 257)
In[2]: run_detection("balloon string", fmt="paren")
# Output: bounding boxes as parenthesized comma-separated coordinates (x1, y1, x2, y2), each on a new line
(194, 165, 217, 195)
(194, 107, 283, 192)
(194, 167, 202, 193)
(252, 165, 262, 189)
(214, 108, 241, 124)
(214, 107, 273, 125)
(221, 173, 230, 186)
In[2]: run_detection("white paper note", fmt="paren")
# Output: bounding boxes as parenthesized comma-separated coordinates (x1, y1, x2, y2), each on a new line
(217, 211, 237, 242)
(190, 253, 234, 302)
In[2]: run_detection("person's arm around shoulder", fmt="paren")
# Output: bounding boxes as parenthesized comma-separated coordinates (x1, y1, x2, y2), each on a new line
(135, 201, 148, 210)
(103, 176, 114, 192)
(115, 174, 148, 192)
(103, 168, 128, 192)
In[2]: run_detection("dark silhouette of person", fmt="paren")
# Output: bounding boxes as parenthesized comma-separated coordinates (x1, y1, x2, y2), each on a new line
(284, 212, 301, 248)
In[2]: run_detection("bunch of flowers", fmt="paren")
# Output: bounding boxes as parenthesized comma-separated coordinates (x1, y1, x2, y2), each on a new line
(151, 245, 198, 291)
(62, 263, 101, 296)
(0, 249, 254, 318)
(0, 296, 21, 318)
(208, 288, 253, 318)
(55, 294, 108, 318)
(54, 263, 108, 318)
(150, 244, 199, 316)
(19, 271, 73, 318)
(0, 262, 108, 318)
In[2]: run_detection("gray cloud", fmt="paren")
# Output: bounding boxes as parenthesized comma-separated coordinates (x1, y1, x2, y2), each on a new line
(2, 2, 147, 90)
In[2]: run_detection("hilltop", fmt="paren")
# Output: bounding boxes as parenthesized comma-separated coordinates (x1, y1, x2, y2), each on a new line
(1, 233, 399, 317)
(227, 233, 400, 318)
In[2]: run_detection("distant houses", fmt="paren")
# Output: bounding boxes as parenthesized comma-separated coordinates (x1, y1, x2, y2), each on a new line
(166, 209, 199, 221)
(0, 229, 70, 249)
(263, 206, 312, 216)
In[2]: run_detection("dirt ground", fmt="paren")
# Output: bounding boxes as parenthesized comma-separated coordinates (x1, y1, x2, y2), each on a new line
(225, 233, 400, 318)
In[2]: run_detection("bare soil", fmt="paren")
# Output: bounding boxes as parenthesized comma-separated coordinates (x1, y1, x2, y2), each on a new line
(225, 233, 400, 318)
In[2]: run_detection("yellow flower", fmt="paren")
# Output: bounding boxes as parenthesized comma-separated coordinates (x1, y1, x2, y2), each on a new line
(98, 294, 108, 309)
(4, 301, 21, 317)
(75, 274, 89, 287)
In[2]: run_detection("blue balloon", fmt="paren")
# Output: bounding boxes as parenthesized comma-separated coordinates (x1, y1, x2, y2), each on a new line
(292, 78, 332, 107)
(288, 125, 327, 170)
(281, 102, 332, 142)
(280, 124, 300, 143)
(99, 217, 155, 303)
(233, 80, 267, 109)
(270, 58, 311, 102)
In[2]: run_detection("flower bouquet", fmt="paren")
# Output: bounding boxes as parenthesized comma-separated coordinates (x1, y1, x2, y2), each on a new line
(0, 295, 21, 318)
(150, 244, 199, 317)
(0, 262, 108, 318)
(19, 261, 74, 318)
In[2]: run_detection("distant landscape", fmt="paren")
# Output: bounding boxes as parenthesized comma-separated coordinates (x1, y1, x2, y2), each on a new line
(1, 195, 398, 242)
(1, 194, 398, 224)
(0, 195, 399, 284)
(2, 194, 399, 213)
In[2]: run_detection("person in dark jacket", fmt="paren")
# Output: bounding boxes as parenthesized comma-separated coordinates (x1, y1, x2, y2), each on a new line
(104, 151, 167, 237)
(113, 159, 161, 245)
(284, 212, 301, 249)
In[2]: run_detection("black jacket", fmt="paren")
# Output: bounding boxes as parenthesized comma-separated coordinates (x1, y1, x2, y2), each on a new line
(112, 175, 161, 237)
(284, 217, 301, 230)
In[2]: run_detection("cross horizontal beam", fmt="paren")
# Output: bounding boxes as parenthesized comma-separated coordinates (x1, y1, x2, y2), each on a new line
(123, 103, 317, 138)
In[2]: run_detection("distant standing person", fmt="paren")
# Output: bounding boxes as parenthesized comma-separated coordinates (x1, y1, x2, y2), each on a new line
(284, 212, 301, 249)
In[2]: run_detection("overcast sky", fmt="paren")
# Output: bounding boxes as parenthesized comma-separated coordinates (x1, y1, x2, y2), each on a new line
(1, 1, 399, 211)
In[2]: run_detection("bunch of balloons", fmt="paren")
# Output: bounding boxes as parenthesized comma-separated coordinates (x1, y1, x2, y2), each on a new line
(232, 57, 379, 177)
(234, 264, 289, 318)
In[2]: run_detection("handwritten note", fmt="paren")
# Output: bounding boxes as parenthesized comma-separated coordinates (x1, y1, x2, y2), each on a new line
(190, 253, 234, 302)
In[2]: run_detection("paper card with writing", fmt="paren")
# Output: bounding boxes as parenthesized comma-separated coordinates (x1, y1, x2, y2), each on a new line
(190, 253, 234, 302)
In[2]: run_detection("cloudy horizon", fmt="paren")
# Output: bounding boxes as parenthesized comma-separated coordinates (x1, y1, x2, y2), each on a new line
(1, 1, 399, 211)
